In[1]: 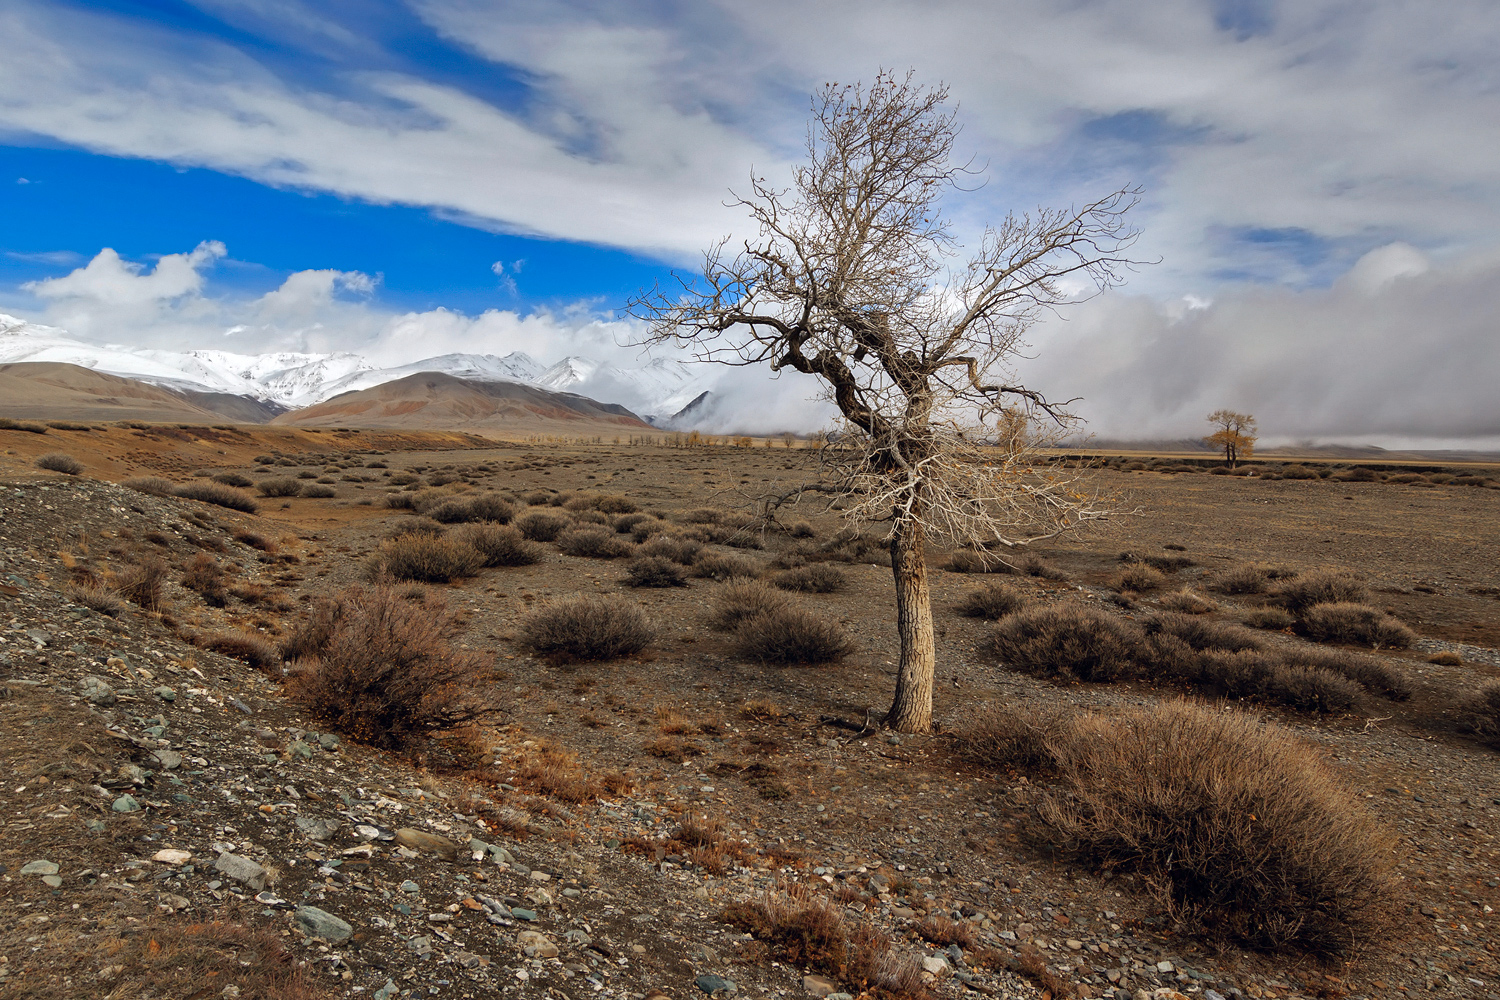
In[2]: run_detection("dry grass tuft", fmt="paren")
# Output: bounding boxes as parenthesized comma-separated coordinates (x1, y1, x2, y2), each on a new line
(515, 510, 571, 542)
(954, 582, 1026, 620)
(1275, 571, 1370, 615)
(1158, 589, 1219, 615)
(35, 452, 83, 475)
(624, 555, 688, 587)
(121, 475, 177, 496)
(991, 603, 1139, 681)
(1244, 607, 1295, 630)
(65, 582, 124, 616)
(1427, 650, 1462, 666)
(958, 703, 1070, 773)
(638, 534, 703, 564)
(181, 551, 228, 607)
(1116, 561, 1166, 592)
(1280, 646, 1414, 701)
(771, 564, 848, 593)
(556, 526, 634, 559)
(733, 606, 852, 665)
(1301, 602, 1416, 649)
(1456, 681, 1500, 745)
(256, 475, 304, 498)
(945, 548, 1014, 574)
(194, 629, 281, 673)
(231, 528, 276, 553)
(211, 471, 253, 487)
(451, 523, 543, 567)
(692, 551, 762, 581)
(427, 494, 514, 524)
(519, 595, 655, 661)
(366, 533, 482, 583)
(111, 554, 169, 611)
(1144, 612, 1263, 652)
(172, 481, 260, 513)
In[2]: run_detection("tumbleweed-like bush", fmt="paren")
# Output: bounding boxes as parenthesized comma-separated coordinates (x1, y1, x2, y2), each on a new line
(256, 476, 304, 498)
(519, 596, 655, 661)
(35, 452, 83, 475)
(1300, 602, 1415, 649)
(451, 523, 543, 567)
(707, 581, 790, 631)
(172, 481, 260, 513)
(991, 603, 1141, 682)
(954, 582, 1026, 620)
(733, 606, 852, 665)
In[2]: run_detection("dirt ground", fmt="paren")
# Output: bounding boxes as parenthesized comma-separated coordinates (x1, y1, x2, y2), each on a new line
(1, 426, 1497, 1000)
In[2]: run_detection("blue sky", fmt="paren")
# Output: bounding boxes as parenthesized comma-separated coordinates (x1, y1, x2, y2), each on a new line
(2, 0, 1499, 442)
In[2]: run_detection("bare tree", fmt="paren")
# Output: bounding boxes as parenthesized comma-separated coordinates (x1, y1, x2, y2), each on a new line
(632, 72, 1142, 732)
(1205, 410, 1257, 468)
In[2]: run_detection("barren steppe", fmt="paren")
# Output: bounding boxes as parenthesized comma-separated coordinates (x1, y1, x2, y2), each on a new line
(0, 424, 1496, 1000)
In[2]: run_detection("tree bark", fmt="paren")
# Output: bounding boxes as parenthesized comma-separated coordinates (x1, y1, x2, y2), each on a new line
(885, 515, 935, 733)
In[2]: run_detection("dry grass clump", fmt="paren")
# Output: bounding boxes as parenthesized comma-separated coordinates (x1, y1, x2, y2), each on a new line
(721, 885, 927, 998)
(256, 476, 304, 497)
(1199, 652, 1365, 713)
(815, 530, 890, 566)
(1427, 650, 1462, 666)
(181, 551, 228, 607)
(1300, 602, 1415, 649)
(286, 585, 502, 750)
(451, 523, 543, 567)
(1144, 612, 1263, 652)
(515, 510, 571, 542)
(638, 534, 703, 564)
(35, 452, 83, 475)
(299, 483, 336, 498)
(682, 507, 724, 523)
(707, 581, 790, 631)
(692, 551, 762, 580)
(733, 606, 852, 665)
(121, 475, 177, 496)
(1455, 682, 1500, 745)
(1033, 701, 1394, 953)
(1209, 564, 1292, 595)
(1244, 607, 1295, 630)
(624, 555, 688, 588)
(366, 533, 482, 583)
(954, 582, 1026, 620)
(613, 512, 652, 534)
(65, 582, 125, 616)
(958, 703, 1070, 772)
(519, 596, 655, 661)
(1116, 561, 1166, 592)
(0, 417, 47, 433)
(991, 603, 1139, 682)
(172, 481, 260, 513)
(427, 494, 514, 524)
(1157, 589, 1218, 615)
(771, 564, 848, 593)
(194, 630, 280, 673)
(211, 471, 253, 487)
(556, 526, 634, 559)
(945, 548, 1013, 574)
(112, 554, 169, 611)
(231, 528, 276, 552)
(1281, 646, 1413, 701)
(788, 520, 816, 538)
(1275, 571, 1369, 614)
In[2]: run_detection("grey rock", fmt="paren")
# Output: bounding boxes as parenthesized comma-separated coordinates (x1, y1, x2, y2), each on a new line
(293, 905, 352, 943)
(20, 860, 60, 875)
(1205, 992, 1227, 1000)
(295, 816, 341, 841)
(511, 907, 537, 921)
(696, 974, 738, 996)
(214, 852, 268, 890)
(803, 974, 837, 997)
(228, 696, 252, 714)
(111, 794, 141, 813)
(154, 686, 176, 702)
(400, 880, 420, 893)
(79, 676, 116, 706)
(288, 740, 314, 759)
(316, 732, 340, 750)
(42, 875, 62, 888)
(374, 981, 399, 1000)
(152, 749, 183, 770)
(27, 629, 51, 646)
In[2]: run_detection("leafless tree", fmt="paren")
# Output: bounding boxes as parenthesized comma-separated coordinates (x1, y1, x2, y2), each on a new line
(632, 71, 1143, 732)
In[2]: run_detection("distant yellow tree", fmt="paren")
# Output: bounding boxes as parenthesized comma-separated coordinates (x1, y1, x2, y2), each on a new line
(1205, 410, 1257, 468)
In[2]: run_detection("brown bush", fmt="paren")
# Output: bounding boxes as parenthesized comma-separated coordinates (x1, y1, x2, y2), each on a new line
(692, 551, 762, 580)
(181, 551, 228, 607)
(66, 582, 125, 617)
(788, 520, 816, 538)
(771, 564, 847, 593)
(112, 554, 169, 611)
(194, 630, 280, 673)
(1427, 650, 1462, 666)
(256, 476, 304, 497)
(624, 555, 688, 587)
(1275, 571, 1370, 614)
(1199, 651, 1364, 713)
(707, 581, 790, 631)
(958, 702, 1070, 772)
(211, 471, 253, 487)
(945, 549, 1014, 574)
(1281, 646, 1413, 701)
(232, 528, 276, 553)
(638, 534, 703, 564)
(1301, 602, 1415, 649)
(515, 510, 571, 541)
(682, 507, 723, 523)
(556, 526, 633, 559)
(427, 494, 514, 524)
(1210, 564, 1274, 594)
(733, 606, 852, 665)
(1116, 561, 1166, 592)
(1244, 607, 1295, 630)
(451, 523, 543, 567)
(954, 582, 1026, 620)
(519, 595, 655, 661)
(1456, 681, 1500, 745)
(991, 603, 1141, 682)
(299, 483, 336, 498)
(613, 512, 652, 534)
(1157, 589, 1218, 615)
(35, 452, 83, 475)
(172, 481, 260, 513)
(722, 885, 927, 998)
(286, 586, 502, 749)
(366, 533, 482, 583)
(121, 475, 177, 496)
(1145, 612, 1263, 652)
(1035, 701, 1394, 952)
(595, 493, 639, 514)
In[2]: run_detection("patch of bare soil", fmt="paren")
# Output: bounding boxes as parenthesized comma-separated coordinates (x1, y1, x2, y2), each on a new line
(0, 434, 1496, 1000)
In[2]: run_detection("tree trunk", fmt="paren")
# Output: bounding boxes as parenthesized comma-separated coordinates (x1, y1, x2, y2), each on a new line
(885, 516, 935, 733)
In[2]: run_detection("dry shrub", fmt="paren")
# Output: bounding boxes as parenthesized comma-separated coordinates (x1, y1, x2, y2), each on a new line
(181, 551, 228, 607)
(740, 697, 783, 721)
(630, 518, 667, 542)
(1117, 561, 1166, 592)
(638, 534, 703, 564)
(35, 452, 83, 475)
(1145, 612, 1263, 652)
(624, 555, 688, 587)
(1123, 551, 1197, 572)
(1301, 602, 1415, 649)
(428, 494, 514, 524)
(1427, 650, 1462, 666)
(914, 915, 976, 949)
(595, 494, 638, 514)
(1019, 553, 1066, 579)
(112, 554, 169, 611)
(172, 481, 260, 513)
(508, 743, 606, 802)
(232, 528, 276, 553)
(299, 483, 336, 498)
(733, 606, 852, 665)
(194, 630, 280, 673)
(1210, 564, 1287, 595)
(693, 551, 762, 580)
(959, 702, 1070, 772)
(991, 603, 1140, 681)
(520, 595, 655, 661)
(954, 582, 1026, 619)
(945, 548, 1013, 574)
(557, 526, 634, 559)
(788, 520, 816, 538)
(452, 523, 543, 567)
(1199, 651, 1364, 713)
(1456, 681, 1500, 745)
(708, 581, 790, 630)
(0, 417, 47, 433)
(722, 885, 927, 998)
(366, 533, 482, 582)
(287, 585, 502, 749)
(280, 597, 346, 662)
(257, 476, 304, 497)
(211, 471, 253, 487)
(121, 475, 177, 496)
(1244, 607, 1295, 630)
(384, 492, 418, 509)
(682, 507, 724, 523)
(1281, 646, 1414, 701)
(516, 510, 571, 542)
(771, 564, 847, 593)
(66, 582, 124, 616)
(1157, 589, 1218, 615)
(1276, 571, 1370, 614)
(613, 512, 652, 533)
(1035, 701, 1394, 953)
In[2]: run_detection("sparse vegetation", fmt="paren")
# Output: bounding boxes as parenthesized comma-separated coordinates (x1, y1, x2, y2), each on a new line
(121, 475, 178, 496)
(211, 471, 254, 487)
(556, 526, 634, 559)
(451, 523, 543, 567)
(771, 564, 847, 593)
(366, 533, 482, 583)
(181, 551, 228, 607)
(954, 582, 1026, 620)
(111, 554, 169, 611)
(1300, 602, 1416, 649)
(1275, 571, 1370, 614)
(193, 629, 280, 673)
(0, 417, 48, 433)
(65, 582, 125, 616)
(1116, 561, 1166, 592)
(520, 596, 655, 661)
(1244, 607, 1295, 630)
(638, 534, 703, 564)
(692, 551, 762, 581)
(173, 482, 260, 513)
(945, 549, 1013, 574)
(256, 476, 304, 498)
(991, 603, 1139, 681)
(1158, 589, 1218, 614)
(299, 483, 336, 498)
(624, 555, 688, 587)
(733, 606, 852, 665)
(1455, 681, 1500, 745)
(35, 452, 83, 475)
(515, 510, 571, 542)
(707, 581, 790, 631)
(427, 494, 514, 524)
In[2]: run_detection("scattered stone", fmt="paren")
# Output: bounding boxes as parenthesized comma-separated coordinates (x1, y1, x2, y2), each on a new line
(696, 974, 738, 996)
(154, 686, 176, 702)
(517, 930, 559, 958)
(400, 880, 420, 893)
(294, 816, 341, 842)
(152, 749, 183, 770)
(214, 852, 268, 891)
(374, 981, 399, 1000)
(79, 676, 116, 706)
(253, 729, 281, 748)
(803, 974, 837, 997)
(42, 875, 62, 888)
(27, 628, 52, 646)
(152, 849, 192, 865)
(511, 908, 538, 922)
(157, 893, 190, 912)
(20, 860, 60, 875)
(921, 954, 951, 976)
(316, 733, 340, 750)
(288, 740, 313, 759)
(112, 794, 141, 813)
(293, 905, 352, 943)
(394, 827, 460, 861)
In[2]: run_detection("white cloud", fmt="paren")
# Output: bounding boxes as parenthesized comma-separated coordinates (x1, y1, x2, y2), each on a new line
(25, 241, 225, 307)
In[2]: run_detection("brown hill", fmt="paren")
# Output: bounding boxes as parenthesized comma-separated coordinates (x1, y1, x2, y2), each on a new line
(0, 362, 230, 423)
(272, 371, 652, 435)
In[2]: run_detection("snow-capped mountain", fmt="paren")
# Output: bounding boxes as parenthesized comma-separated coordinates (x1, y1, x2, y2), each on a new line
(0, 313, 710, 419)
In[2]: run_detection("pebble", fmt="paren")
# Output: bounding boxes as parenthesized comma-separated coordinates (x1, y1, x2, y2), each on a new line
(295, 816, 341, 841)
(152, 849, 192, 865)
(293, 905, 353, 943)
(214, 852, 268, 891)
(42, 875, 63, 888)
(111, 794, 141, 813)
(516, 930, 559, 958)
(79, 676, 116, 706)
(695, 974, 738, 996)
(152, 749, 183, 770)
(803, 974, 837, 997)
(154, 686, 176, 702)
(20, 860, 60, 875)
